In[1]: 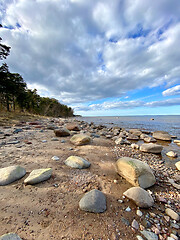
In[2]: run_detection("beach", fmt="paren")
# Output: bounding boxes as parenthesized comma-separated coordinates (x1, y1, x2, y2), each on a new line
(0, 116, 179, 240)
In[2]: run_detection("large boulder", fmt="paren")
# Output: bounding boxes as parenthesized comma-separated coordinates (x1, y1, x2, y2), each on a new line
(65, 156, 91, 169)
(79, 189, 106, 213)
(116, 157, 156, 188)
(24, 168, 52, 185)
(152, 131, 171, 141)
(123, 187, 154, 208)
(0, 233, 22, 240)
(70, 134, 91, 146)
(66, 123, 80, 131)
(0, 166, 26, 186)
(140, 143, 163, 154)
(54, 128, 70, 137)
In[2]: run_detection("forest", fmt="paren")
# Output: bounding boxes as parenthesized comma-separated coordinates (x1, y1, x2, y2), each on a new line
(0, 33, 74, 118)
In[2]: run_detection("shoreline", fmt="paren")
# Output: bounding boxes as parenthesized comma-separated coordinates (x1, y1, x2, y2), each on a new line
(0, 116, 179, 239)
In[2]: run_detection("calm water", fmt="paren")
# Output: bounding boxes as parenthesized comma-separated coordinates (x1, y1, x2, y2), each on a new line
(76, 115, 180, 139)
(76, 115, 180, 166)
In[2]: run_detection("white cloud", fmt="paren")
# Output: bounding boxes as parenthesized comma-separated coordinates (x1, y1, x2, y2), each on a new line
(0, 0, 180, 106)
(162, 85, 180, 96)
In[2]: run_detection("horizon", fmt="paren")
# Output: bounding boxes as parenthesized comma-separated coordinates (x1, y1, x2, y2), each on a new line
(0, 0, 180, 116)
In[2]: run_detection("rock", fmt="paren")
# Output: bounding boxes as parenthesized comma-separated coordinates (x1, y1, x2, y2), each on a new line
(54, 128, 70, 137)
(129, 129, 142, 136)
(123, 187, 154, 208)
(165, 208, 179, 221)
(51, 138, 59, 141)
(170, 233, 179, 240)
(66, 123, 80, 131)
(140, 230, 158, 240)
(0, 233, 22, 240)
(70, 134, 91, 146)
(143, 136, 157, 143)
(127, 134, 139, 140)
(121, 217, 130, 226)
(125, 206, 131, 212)
(152, 131, 171, 141)
(166, 151, 177, 158)
(131, 143, 139, 149)
(132, 219, 139, 230)
(140, 143, 163, 154)
(115, 137, 130, 145)
(174, 139, 180, 143)
(24, 168, 52, 185)
(0, 166, 26, 186)
(136, 209, 143, 217)
(52, 156, 60, 161)
(136, 236, 144, 240)
(65, 156, 91, 169)
(79, 189, 106, 213)
(7, 140, 20, 145)
(116, 157, 156, 188)
(13, 129, 23, 134)
(175, 161, 180, 170)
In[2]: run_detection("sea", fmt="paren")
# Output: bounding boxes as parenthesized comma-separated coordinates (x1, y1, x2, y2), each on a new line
(75, 115, 180, 166)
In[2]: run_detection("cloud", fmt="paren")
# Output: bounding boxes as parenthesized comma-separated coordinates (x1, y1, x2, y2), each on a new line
(75, 97, 180, 111)
(162, 85, 180, 96)
(0, 0, 180, 106)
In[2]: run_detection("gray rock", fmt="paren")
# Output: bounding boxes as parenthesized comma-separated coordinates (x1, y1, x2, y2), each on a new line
(115, 137, 130, 145)
(123, 187, 154, 208)
(152, 131, 172, 141)
(70, 134, 91, 146)
(65, 156, 91, 169)
(127, 134, 139, 140)
(116, 157, 156, 188)
(24, 168, 52, 185)
(140, 143, 163, 154)
(0, 166, 26, 186)
(79, 189, 106, 213)
(121, 217, 130, 226)
(0, 233, 22, 240)
(132, 219, 139, 229)
(140, 230, 158, 240)
(129, 129, 142, 136)
(54, 128, 70, 137)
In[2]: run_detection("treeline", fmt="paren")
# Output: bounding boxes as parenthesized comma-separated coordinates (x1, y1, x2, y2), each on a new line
(0, 35, 74, 117)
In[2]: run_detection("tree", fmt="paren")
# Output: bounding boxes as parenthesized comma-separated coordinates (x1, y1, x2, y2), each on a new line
(0, 25, 10, 60)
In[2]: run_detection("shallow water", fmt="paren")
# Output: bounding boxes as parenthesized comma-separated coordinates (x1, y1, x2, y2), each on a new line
(76, 115, 180, 166)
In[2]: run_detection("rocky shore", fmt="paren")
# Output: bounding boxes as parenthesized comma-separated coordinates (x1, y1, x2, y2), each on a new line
(0, 117, 179, 240)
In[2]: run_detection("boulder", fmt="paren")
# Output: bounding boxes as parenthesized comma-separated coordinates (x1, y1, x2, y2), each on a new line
(123, 187, 154, 208)
(116, 157, 156, 188)
(115, 137, 130, 145)
(152, 131, 171, 141)
(140, 143, 163, 154)
(166, 151, 177, 158)
(54, 128, 70, 137)
(65, 156, 91, 169)
(129, 129, 142, 136)
(65, 123, 80, 131)
(0, 166, 26, 186)
(24, 168, 52, 185)
(79, 189, 106, 213)
(175, 161, 180, 170)
(70, 134, 91, 146)
(0, 233, 22, 240)
(127, 134, 139, 140)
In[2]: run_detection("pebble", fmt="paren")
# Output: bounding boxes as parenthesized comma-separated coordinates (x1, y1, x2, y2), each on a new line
(170, 233, 179, 240)
(165, 208, 180, 221)
(171, 223, 179, 229)
(121, 217, 130, 226)
(140, 230, 158, 240)
(136, 236, 144, 240)
(136, 209, 143, 217)
(52, 156, 60, 161)
(132, 219, 139, 230)
(42, 140, 47, 143)
(125, 206, 131, 212)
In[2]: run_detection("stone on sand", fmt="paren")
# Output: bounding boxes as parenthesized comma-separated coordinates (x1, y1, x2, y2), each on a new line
(123, 187, 154, 208)
(70, 134, 91, 146)
(24, 168, 52, 185)
(0, 166, 26, 186)
(165, 208, 179, 221)
(140, 143, 163, 154)
(65, 123, 80, 131)
(166, 151, 177, 158)
(54, 128, 70, 137)
(0, 233, 22, 240)
(175, 161, 180, 170)
(116, 157, 156, 188)
(65, 156, 91, 169)
(79, 189, 106, 213)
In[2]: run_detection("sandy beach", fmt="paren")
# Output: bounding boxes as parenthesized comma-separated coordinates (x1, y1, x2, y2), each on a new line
(0, 117, 179, 240)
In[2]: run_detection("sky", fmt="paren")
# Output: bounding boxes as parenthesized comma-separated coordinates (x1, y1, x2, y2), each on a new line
(0, 0, 180, 116)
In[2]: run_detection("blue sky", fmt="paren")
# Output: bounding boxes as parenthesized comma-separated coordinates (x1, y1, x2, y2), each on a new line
(0, 0, 180, 116)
